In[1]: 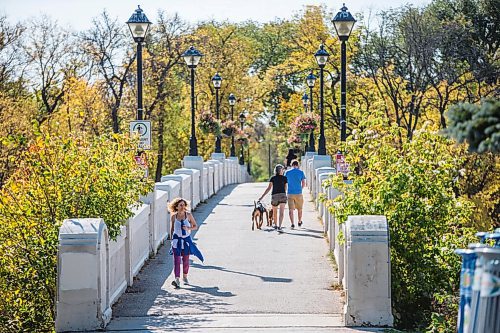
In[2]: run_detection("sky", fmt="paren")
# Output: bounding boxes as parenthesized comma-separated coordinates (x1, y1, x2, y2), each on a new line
(1, 0, 432, 31)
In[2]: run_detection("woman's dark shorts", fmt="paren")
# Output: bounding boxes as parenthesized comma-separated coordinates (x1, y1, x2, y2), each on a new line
(271, 193, 287, 206)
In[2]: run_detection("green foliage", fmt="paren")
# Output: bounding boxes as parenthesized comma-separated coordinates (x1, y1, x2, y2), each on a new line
(445, 98, 500, 153)
(0, 132, 153, 331)
(325, 126, 477, 329)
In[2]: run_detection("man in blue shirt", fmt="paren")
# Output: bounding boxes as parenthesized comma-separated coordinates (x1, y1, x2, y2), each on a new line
(285, 160, 306, 229)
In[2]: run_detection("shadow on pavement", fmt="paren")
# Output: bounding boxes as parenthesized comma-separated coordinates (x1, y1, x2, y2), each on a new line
(183, 284, 235, 297)
(191, 262, 293, 283)
(278, 230, 324, 239)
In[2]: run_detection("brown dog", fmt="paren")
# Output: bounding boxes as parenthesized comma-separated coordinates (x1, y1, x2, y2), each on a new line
(267, 207, 274, 227)
(252, 201, 269, 230)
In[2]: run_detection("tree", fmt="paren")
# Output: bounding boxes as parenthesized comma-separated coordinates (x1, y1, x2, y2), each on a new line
(445, 98, 500, 153)
(22, 17, 79, 127)
(80, 11, 135, 133)
(142, 11, 188, 181)
(0, 16, 29, 187)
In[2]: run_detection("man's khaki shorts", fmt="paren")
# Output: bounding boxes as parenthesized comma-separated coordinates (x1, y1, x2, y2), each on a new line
(287, 194, 304, 210)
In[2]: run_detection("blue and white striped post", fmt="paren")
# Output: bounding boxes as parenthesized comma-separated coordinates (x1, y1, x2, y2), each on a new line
(455, 249, 477, 332)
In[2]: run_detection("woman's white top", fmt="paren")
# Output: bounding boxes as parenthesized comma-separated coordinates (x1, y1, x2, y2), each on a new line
(172, 212, 191, 249)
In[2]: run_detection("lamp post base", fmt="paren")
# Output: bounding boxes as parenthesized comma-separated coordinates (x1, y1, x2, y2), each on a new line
(215, 136, 222, 153)
(189, 136, 198, 156)
(318, 134, 326, 155)
(230, 143, 236, 157)
(211, 152, 226, 160)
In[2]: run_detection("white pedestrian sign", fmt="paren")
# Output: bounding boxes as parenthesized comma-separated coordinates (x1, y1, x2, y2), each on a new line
(130, 120, 152, 150)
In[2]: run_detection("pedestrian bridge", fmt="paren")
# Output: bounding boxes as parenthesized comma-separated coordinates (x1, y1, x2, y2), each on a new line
(55, 154, 392, 332)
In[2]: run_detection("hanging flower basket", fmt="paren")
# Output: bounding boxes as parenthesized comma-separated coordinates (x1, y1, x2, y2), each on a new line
(198, 110, 221, 136)
(236, 137, 249, 146)
(221, 120, 239, 137)
(291, 112, 319, 134)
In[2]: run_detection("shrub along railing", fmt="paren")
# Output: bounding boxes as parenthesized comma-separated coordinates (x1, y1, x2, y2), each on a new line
(302, 152, 394, 326)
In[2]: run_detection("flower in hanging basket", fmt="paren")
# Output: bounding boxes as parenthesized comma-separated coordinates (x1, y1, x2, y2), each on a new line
(287, 134, 303, 145)
(198, 110, 221, 135)
(291, 112, 319, 134)
(221, 120, 239, 137)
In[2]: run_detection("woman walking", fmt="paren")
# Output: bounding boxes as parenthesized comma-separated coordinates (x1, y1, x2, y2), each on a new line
(169, 198, 204, 288)
(284, 149, 298, 169)
(259, 164, 288, 231)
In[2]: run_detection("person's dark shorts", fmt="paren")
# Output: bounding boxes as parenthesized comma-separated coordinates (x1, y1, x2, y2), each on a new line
(271, 193, 287, 206)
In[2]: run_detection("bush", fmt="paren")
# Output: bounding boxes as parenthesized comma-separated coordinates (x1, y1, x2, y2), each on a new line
(325, 126, 477, 329)
(0, 132, 153, 331)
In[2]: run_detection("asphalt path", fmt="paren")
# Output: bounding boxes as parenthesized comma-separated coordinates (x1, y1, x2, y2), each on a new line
(106, 182, 376, 332)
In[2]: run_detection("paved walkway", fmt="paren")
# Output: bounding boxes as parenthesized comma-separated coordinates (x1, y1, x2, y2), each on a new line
(106, 183, 377, 332)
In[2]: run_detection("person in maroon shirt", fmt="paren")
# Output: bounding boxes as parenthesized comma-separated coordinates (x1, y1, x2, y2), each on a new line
(259, 164, 288, 231)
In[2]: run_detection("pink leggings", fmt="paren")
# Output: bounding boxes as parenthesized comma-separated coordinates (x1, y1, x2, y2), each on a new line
(173, 253, 190, 278)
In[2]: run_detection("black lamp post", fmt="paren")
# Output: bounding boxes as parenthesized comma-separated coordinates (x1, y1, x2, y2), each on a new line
(247, 145, 251, 174)
(126, 6, 151, 121)
(306, 71, 317, 152)
(301, 93, 309, 152)
(239, 112, 246, 165)
(333, 3, 356, 143)
(314, 44, 329, 155)
(301, 93, 309, 112)
(182, 46, 203, 156)
(212, 73, 222, 153)
(228, 93, 236, 157)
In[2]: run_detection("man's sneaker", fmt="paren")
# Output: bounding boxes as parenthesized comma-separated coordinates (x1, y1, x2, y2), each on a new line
(171, 278, 180, 288)
(183, 277, 189, 285)
(291, 224, 295, 229)
(277, 227, 283, 232)
(298, 221, 303, 227)
(273, 225, 278, 230)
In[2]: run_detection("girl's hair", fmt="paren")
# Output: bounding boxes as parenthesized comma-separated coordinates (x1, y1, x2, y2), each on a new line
(274, 164, 284, 176)
(168, 198, 189, 213)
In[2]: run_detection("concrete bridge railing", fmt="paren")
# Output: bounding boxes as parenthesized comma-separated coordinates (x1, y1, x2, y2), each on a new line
(302, 152, 394, 327)
(55, 155, 249, 332)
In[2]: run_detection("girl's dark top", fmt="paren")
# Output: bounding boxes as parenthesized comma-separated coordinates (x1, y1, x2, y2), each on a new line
(285, 153, 298, 167)
(269, 175, 287, 195)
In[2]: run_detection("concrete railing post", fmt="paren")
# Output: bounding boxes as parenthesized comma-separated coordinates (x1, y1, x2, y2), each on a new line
(211, 153, 226, 186)
(316, 169, 335, 211)
(344, 215, 393, 326)
(56, 218, 111, 332)
(311, 155, 332, 200)
(161, 174, 191, 206)
(208, 159, 222, 193)
(174, 168, 200, 208)
(203, 162, 214, 198)
(183, 155, 205, 201)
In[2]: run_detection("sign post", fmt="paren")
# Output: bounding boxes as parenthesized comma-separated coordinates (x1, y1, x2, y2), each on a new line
(130, 120, 152, 150)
